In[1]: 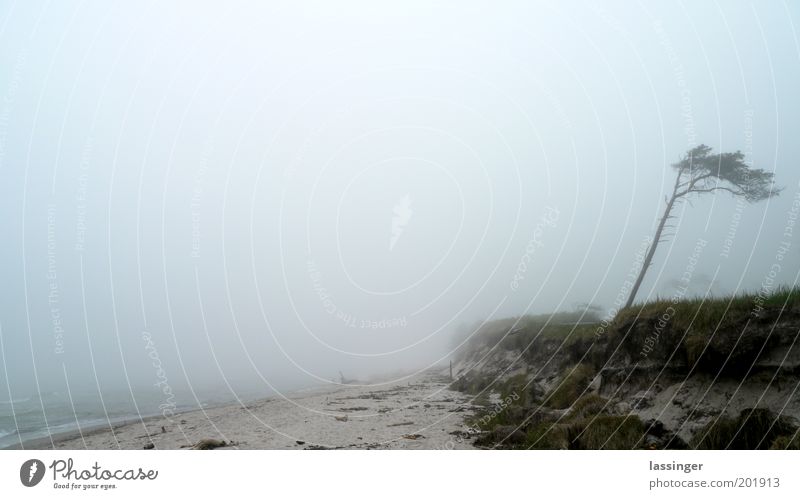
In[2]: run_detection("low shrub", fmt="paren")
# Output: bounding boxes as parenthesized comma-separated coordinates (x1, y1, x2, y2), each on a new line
(544, 363, 595, 409)
(691, 408, 798, 450)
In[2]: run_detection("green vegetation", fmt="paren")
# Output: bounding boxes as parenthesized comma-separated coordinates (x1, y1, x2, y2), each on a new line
(460, 288, 800, 368)
(614, 286, 800, 334)
(512, 402, 647, 450)
(449, 374, 492, 396)
(576, 415, 646, 450)
(497, 373, 533, 405)
(524, 422, 572, 449)
(564, 394, 612, 422)
(544, 363, 595, 409)
(691, 408, 798, 450)
(450, 286, 800, 450)
(607, 286, 800, 372)
(469, 383, 650, 450)
(623, 144, 781, 309)
(525, 395, 647, 450)
(458, 310, 601, 359)
(770, 431, 800, 450)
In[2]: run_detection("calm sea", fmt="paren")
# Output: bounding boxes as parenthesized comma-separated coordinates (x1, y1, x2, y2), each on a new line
(0, 386, 271, 449)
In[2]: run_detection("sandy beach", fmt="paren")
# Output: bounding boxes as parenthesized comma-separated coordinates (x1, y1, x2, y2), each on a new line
(14, 368, 479, 450)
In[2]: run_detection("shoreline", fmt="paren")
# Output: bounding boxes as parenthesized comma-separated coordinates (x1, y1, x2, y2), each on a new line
(4, 368, 479, 450)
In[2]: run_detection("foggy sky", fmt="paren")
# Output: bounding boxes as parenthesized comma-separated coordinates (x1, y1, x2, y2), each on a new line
(1, 1, 799, 403)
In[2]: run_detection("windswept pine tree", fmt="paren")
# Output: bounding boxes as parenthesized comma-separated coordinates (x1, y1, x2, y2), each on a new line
(625, 144, 781, 309)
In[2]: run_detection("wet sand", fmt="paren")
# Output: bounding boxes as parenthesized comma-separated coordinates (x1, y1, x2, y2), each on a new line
(12, 369, 480, 450)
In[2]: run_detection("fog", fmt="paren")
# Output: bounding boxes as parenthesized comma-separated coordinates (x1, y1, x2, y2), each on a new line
(1, 1, 799, 408)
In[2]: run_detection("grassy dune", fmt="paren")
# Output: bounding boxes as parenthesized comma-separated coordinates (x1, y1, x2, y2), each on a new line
(453, 287, 800, 449)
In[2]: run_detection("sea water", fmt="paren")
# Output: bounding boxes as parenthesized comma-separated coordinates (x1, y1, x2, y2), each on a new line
(0, 388, 238, 449)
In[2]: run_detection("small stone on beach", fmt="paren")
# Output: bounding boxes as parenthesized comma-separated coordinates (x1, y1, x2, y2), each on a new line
(192, 438, 227, 450)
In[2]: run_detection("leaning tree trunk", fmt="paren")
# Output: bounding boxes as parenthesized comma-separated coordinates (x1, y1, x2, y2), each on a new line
(623, 170, 683, 309)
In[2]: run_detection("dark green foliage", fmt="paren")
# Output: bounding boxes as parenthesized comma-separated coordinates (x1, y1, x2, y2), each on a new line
(544, 363, 595, 409)
(770, 431, 800, 450)
(624, 144, 780, 308)
(467, 385, 528, 432)
(524, 415, 647, 450)
(525, 422, 572, 449)
(615, 286, 800, 332)
(461, 287, 800, 374)
(692, 408, 798, 450)
(575, 415, 646, 450)
(498, 374, 532, 405)
(461, 310, 602, 354)
(449, 374, 491, 395)
(671, 144, 780, 202)
(466, 383, 654, 449)
(606, 287, 800, 374)
(452, 287, 800, 450)
(564, 394, 612, 422)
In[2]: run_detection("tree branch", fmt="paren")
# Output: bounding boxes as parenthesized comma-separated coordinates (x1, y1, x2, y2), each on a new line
(690, 186, 746, 196)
